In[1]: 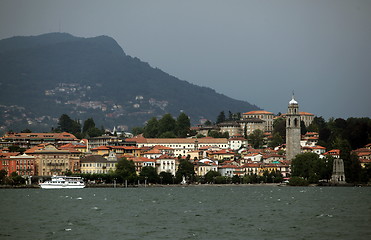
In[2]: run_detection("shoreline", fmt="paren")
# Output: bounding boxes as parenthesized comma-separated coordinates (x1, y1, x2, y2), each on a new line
(0, 182, 367, 189)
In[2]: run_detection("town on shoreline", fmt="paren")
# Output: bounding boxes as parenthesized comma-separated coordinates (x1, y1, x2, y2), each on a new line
(1, 96, 370, 187)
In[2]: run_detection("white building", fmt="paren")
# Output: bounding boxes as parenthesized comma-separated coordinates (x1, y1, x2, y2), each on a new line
(156, 154, 177, 176)
(127, 136, 229, 157)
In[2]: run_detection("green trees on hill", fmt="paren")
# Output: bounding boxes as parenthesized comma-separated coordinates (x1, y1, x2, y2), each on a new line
(143, 112, 191, 138)
(307, 117, 371, 150)
(55, 114, 104, 138)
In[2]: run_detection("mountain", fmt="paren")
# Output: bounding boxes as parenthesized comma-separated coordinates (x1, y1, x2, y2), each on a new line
(0, 32, 259, 132)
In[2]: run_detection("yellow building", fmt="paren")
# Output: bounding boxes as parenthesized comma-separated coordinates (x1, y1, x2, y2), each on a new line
(80, 155, 117, 174)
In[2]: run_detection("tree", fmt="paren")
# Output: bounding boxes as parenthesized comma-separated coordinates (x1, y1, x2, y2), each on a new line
(176, 112, 191, 137)
(344, 118, 371, 149)
(268, 132, 284, 148)
(82, 118, 103, 137)
(273, 117, 286, 140)
(83, 118, 96, 133)
(288, 176, 309, 186)
(158, 113, 176, 136)
(159, 171, 174, 184)
(131, 127, 144, 136)
(232, 174, 241, 183)
(291, 152, 325, 183)
(115, 158, 137, 183)
(8, 145, 25, 153)
(176, 159, 195, 182)
(216, 111, 226, 124)
(204, 170, 221, 183)
(208, 130, 229, 138)
(143, 117, 159, 138)
(248, 129, 265, 149)
(228, 111, 233, 121)
(159, 131, 177, 138)
(300, 121, 307, 135)
(204, 120, 212, 126)
(0, 169, 7, 184)
(57, 114, 81, 136)
(139, 166, 158, 183)
(9, 172, 25, 185)
(343, 153, 363, 183)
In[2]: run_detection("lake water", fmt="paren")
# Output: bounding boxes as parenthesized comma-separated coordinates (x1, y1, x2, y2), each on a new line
(0, 185, 370, 240)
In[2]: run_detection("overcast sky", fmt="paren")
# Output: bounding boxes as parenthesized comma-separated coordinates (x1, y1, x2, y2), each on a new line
(1, 0, 370, 119)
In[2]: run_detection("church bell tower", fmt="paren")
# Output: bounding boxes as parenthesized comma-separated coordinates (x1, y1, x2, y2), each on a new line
(286, 94, 301, 161)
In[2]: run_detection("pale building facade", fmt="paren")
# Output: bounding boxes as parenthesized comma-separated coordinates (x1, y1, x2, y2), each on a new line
(80, 155, 117, 174)
(156, 155, 177, 176)
(299, 112, 315, 127)
(242, 111, 274, 132)
(25, 144, 81, 176)
(127, 136, 229, 157)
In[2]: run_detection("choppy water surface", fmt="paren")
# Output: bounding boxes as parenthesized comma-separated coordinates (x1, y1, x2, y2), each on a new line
(0, 186, 370, 240)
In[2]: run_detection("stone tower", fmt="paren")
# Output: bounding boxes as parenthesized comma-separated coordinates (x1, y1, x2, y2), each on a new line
(286, 95, 301, 161)
(331, 158, 346, 184)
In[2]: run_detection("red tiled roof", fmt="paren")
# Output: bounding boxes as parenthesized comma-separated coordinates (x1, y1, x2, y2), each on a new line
(241, 163, 261, 168)
(3, 132, 77, 140)
(152, 145, 174, 150)
(132, 157, 155, 162)
(157, 154, 175, 160)
(324, 149, 340, 155)
(299, 112, 314, 116)
(91, 146, 111, 150)
(60, 143, 86, 149)
(305, 132, 318, 135)
(219, 164, 241, 169)
(243, 110, 273, 115)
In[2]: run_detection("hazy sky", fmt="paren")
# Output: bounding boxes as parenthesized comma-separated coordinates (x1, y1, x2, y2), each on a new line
(1, 0, 370, 119)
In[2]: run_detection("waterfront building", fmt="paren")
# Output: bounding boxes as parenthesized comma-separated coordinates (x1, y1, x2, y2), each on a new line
(218, 165, 243, 177)
(25, 144, 82, 176)
(241, 163, 260, 175)
(285, 95, 301, 161)
(132, 157, 156, 174)
(194, 159, 218, 176)
(0, 152, 20, 176)
(156, 154, 177, 176)
(80, 154, 117, 174)
(10, 153, 36, 176)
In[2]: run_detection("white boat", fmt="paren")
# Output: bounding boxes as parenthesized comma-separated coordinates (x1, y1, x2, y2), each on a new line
(39, 175, 85, 189)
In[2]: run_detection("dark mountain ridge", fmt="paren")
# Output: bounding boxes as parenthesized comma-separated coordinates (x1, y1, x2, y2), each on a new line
(0, 32, 259, 132)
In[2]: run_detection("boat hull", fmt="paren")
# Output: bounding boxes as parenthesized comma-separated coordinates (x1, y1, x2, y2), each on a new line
(39, 183, 85, 189)
(39, 176, 85, 189)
